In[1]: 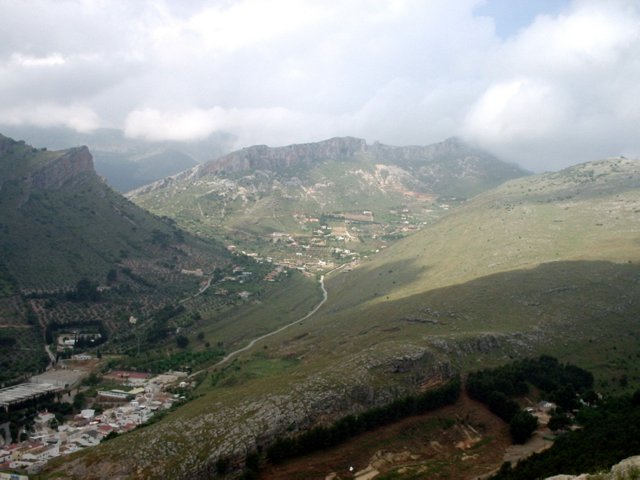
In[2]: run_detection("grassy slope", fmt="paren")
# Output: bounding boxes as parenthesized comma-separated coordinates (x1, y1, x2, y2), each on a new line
(0, 135, 232, 381)
(43, 158, 640, 478)
(0, 137, 229, 289)
(294, 158, 640, 373)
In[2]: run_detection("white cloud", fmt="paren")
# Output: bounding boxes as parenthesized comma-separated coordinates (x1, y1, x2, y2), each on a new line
(463, 79, 566, 143)
(1, 0, 640, 170)
(124, 106, 325, 146)
(0, 104, 100, 132)
(463, 0, 640, 169)
(10, 53, 66, 67)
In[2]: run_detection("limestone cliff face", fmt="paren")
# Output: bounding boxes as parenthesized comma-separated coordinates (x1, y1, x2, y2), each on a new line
(0, 134, 14, 156)
(31, 146, 95, 190)
(202, 136, 367, 175)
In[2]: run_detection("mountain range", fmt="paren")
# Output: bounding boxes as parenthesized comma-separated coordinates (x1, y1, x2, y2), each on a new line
(131, 136, 528, 268)
(2, 131, 639, 479)
(36, 137, 640, 478)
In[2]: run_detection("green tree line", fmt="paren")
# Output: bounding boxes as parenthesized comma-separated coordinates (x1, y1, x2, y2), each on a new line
(265, 376, 461, 464)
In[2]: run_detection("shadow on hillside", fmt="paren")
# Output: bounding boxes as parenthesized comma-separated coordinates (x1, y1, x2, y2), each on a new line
(324, 257, 433, 312)
(326, 260, 640, 363)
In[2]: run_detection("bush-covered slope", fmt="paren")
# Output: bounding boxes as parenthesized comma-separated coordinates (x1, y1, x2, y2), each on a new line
(0, 133, 231, 381)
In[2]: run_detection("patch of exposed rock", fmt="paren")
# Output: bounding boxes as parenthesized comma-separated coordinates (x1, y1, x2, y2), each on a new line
(203, 137, 367, 176)
(51, 344, 453, 479)
(31, 146, 94, 189)
(545, 455, 640, 479)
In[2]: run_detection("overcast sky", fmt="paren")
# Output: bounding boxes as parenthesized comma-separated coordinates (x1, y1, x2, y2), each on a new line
(1, 0, 639, 171)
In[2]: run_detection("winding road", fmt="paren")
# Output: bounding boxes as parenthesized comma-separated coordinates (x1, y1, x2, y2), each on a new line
(189, 266, 342, 378)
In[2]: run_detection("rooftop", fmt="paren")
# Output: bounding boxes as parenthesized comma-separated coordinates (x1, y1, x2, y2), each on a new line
(0, 383, 62, 408)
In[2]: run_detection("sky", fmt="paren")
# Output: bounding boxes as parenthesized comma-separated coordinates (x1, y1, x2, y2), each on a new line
(0, 0, 639, 171)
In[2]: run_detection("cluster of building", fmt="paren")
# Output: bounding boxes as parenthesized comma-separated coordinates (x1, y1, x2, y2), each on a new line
(0, 371, 189, 475)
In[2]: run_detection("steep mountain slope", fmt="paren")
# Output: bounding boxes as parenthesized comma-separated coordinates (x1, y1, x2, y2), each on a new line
(45, 157, 640, 479)
(0, 126, 234, 192)
(131, 137, 528, 267)
(0, 134, 231, 381)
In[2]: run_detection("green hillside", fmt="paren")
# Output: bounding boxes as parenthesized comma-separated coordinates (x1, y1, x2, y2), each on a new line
(0, 134, 232, 381)
(44, 156, 640, 479)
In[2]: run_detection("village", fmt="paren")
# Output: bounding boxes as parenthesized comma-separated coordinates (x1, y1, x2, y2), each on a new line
(224, 204, 449, 276)
(0, 362, 192, 476)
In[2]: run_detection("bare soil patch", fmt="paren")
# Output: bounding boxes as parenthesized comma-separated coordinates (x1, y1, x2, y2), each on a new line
(260, 390, 512, 480)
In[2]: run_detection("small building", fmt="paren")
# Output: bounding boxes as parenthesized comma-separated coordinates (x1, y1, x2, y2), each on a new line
(537, 400, 556, 412)
(97, 390, 131, 401)
(80, 409, 95, 420)
(72, 353, 93, 361)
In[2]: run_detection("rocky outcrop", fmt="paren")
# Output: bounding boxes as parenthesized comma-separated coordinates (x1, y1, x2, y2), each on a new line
(30, 146, 95, 190)
(545, 455, 640, 479)
(49, 345, 453, 479)
(0, 134, 15, 156)
(202, 136, 367, 175)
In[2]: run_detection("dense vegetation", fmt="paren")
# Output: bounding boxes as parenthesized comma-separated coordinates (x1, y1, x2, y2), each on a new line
(113, 346, 225, 374)
(493, 392, 640, 479)
(466, 355, 594, 443)
(265, 376, 461, 464)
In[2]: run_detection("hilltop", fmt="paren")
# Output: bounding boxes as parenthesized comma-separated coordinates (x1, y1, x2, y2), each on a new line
(0, 125, 234, 192)
(0, 133, 232, 381)
(43, 156, 640, 479)
(131, 136, 528, 269)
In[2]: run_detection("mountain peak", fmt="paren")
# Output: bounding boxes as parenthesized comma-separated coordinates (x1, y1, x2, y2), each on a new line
(0, 133, 95, 190)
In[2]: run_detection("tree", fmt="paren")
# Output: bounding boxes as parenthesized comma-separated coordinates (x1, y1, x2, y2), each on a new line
(73, 392, 86, 412)
(548, 412, 571, 432)
(106, 269, 118, 283)
(84, 372, 100, 386)
(510, 410, 538, 444)
(176, 335, 189, 349)
(68, 278, 100, 302)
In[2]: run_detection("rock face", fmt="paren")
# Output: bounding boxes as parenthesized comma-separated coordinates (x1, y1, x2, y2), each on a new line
(49, 345, 454, 479)
(30, 146, 94, 189)
(202, 136, 367, 175)
(200, 136, 525, 192)
(545, 455, 640, 479)
(0, 134, 14, 156)
(0, 134, 95, 190)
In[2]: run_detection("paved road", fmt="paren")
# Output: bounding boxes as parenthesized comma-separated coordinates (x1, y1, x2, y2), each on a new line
(189, 267, 341, 379)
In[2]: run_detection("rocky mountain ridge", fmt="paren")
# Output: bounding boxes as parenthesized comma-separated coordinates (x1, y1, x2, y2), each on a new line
(29, 146, 94, 190)
(131, 136, 528, 268)
(0, 126, 234, 192)
(202, 136, 367, 176)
